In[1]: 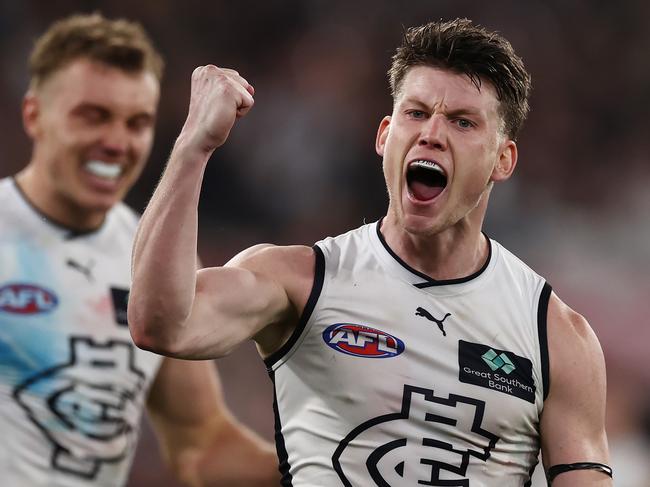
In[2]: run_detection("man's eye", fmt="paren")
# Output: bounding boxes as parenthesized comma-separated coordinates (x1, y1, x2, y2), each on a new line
(455, 119, 474, 129)
(128, 116, 154, 133)
(75, 106, 109, 124)
(407, 110, 427, 119)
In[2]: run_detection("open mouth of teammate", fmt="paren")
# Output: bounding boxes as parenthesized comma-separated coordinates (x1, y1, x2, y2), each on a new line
(406, 160, 447, 202)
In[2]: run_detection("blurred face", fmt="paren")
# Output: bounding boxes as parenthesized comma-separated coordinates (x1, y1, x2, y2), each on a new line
(23, 58, 159, 225)
(376, 66, 517, 236)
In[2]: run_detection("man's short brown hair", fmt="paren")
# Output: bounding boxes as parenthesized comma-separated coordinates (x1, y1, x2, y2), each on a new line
(29, 12, 164, 90)
(389, 18, 531, 140)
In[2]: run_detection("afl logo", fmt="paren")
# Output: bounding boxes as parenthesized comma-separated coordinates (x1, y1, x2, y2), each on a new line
(0, 283, 58, 314)
(323, 323, 405, 358)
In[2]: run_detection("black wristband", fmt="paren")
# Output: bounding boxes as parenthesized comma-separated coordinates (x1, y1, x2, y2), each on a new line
(547, 462, 613, 482)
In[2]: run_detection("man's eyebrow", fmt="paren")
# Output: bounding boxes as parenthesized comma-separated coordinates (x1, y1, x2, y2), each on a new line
(398, 97, 430, 108)
(71, 102, 109, 113)
(445, 107, 484, 118)
(399, 97, 484, 117)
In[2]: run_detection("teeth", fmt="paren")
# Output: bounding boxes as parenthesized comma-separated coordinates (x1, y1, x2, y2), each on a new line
(85, 160, 122, 180)
(411, 160, 445, 175)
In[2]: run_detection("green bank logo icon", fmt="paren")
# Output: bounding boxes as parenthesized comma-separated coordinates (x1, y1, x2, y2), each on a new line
(459, 340, 535, 403)
(481, 349, 516, 374)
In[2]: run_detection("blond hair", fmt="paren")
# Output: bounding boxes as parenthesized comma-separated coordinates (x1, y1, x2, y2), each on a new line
(29, 12, 164, 90)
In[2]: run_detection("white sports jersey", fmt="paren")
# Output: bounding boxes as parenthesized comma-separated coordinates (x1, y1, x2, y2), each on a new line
(0, 178, 163, 486)
(267, 221, 551, 487)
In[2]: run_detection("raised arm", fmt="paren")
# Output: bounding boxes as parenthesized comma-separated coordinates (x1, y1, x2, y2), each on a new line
(128, 66, 306, 359)
(539, 293, 612, 486)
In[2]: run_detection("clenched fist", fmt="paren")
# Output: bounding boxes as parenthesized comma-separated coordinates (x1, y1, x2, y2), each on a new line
(180, 65, 254, 155)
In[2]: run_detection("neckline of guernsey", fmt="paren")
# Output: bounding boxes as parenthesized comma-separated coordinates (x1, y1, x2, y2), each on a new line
(374, 218, 492, 288)
(11, 176, 105, 239)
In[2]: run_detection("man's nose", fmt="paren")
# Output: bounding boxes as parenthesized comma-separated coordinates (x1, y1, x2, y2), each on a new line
(100, 122, 130, 156)
(418, 115, 447, 151)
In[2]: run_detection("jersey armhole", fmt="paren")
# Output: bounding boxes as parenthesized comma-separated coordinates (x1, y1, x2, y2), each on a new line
(264, 245, 326, 370)
(537, 281, 552, 400)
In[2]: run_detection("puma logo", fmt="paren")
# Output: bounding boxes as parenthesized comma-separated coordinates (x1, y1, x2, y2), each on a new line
(415, 307, 451, 336)
(66, 258, 95, 282)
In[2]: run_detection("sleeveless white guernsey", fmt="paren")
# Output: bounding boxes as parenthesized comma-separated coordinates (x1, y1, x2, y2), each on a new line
(0, 178, 163, 486)
(266, 221, 550, 487)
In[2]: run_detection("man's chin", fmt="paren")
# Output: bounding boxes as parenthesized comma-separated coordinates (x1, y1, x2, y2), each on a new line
(77, 192, 122, 213)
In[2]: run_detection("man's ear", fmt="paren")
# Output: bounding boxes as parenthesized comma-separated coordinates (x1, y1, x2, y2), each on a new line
(375, 116, 391, 157)
(491, 139, 518, 182)
(22, 92, 41, 140)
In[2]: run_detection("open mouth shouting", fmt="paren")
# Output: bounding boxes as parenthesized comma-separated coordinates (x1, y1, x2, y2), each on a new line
(406, 159, 447, 203)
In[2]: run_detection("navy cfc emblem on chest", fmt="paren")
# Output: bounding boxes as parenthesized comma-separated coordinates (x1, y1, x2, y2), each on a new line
(458, 340, 536, 403)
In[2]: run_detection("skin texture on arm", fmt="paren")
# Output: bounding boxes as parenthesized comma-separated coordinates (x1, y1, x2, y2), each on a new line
(539, 293, 612, 486)
(128, 66, 304, 359)
(146, 357, 280, 486)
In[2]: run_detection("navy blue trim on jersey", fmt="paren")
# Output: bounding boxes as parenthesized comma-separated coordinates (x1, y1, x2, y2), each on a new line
(523, 458, 539, 487)
(269, 370, 293, 486)
(537, 282, 552, 400)
(264, 245, 325, 369)
(12, 177, 105, 239)
(375, 219, 492, 288)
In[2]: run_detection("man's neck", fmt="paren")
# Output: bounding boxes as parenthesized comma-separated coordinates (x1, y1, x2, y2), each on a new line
(380, 215, 489, 281)
(15, 166, 106, 232)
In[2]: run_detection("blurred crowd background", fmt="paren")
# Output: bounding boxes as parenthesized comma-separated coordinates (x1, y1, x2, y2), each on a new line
(1, 1, 648, 485)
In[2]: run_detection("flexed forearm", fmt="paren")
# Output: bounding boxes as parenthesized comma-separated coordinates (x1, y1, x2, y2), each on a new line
(128, 66, 254, 354)
(129, 139, 208, 348)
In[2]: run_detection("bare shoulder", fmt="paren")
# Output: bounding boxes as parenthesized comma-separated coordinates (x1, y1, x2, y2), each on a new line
(547, 292, 603, 357)
(227, 244, 314, 278)
(227, 243, 316, 312)
(539, 293, 611, 473)
(546, 291, 606, 395)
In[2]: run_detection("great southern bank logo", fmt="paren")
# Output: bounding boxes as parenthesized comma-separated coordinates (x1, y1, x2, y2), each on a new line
(481, 349, 516, 374)
(323, 323, 404, 358)
(0, 283, 58, 314)
(459, 340, 535, 403)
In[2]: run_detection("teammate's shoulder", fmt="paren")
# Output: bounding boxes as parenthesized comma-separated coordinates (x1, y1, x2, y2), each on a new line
(107, 202, 140, 230)
(0, 177, 18, 204)
(0, 178, 31, 232)
(0, 177, 12, 190)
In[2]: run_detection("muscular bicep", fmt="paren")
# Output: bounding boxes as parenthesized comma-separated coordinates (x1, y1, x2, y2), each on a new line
(539, 293, 611, 486)
(169, 244, 314, 360)
(180, 262, 294, 359)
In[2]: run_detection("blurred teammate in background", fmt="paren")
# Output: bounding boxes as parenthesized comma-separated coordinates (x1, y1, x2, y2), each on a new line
(130, 18, 611, 486)
(0, 13, 278, 487)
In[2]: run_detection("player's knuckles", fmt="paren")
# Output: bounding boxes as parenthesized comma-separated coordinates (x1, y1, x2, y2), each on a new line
(192, 75, 237, 104)
(241, 90, 255, 109)
(191, 65, 225, 84)
(220, 67, 240, 77)
(191, 66, 203, 80)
